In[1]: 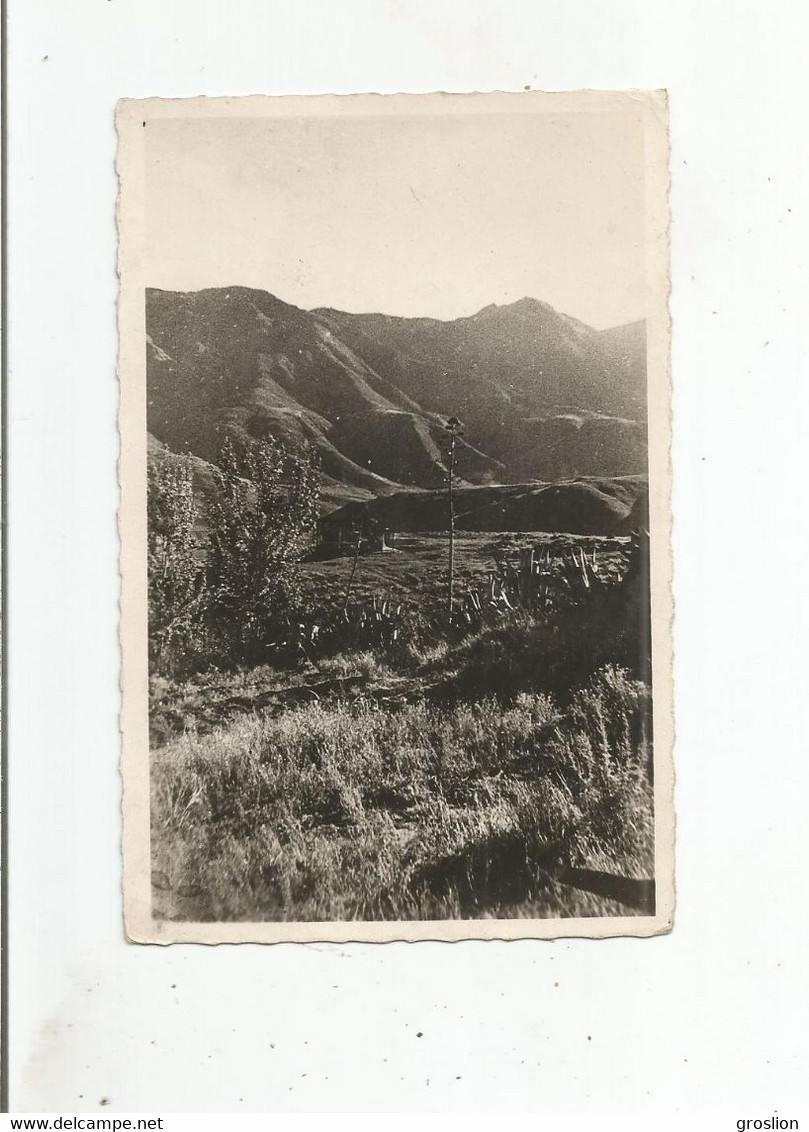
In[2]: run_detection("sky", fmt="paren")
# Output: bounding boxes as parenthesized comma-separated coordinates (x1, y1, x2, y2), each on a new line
(145, 102, 646, 329)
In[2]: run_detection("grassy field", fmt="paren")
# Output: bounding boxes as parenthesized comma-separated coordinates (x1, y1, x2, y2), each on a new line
(151, 660, 654, 922)
(298, 532, 513, 623)
(297, 531, 631, 631)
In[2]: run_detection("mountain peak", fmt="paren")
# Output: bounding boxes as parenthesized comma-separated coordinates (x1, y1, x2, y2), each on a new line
(475, 296, 556, 319)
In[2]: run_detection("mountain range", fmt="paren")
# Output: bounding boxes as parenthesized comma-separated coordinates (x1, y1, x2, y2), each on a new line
(146, 286, 648, 512)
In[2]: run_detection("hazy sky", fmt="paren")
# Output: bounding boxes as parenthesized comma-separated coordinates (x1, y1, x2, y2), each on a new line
(145, 105, 646, 329)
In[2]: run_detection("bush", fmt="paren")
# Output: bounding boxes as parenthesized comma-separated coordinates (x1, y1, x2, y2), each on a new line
(147, 435, 320, 675)
(440, 569, 652, 702)
(206, 435, 319, 665)
(147, 459, 207, 675)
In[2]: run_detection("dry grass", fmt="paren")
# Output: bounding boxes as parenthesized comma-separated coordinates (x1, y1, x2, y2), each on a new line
(151, 665, 653, 922)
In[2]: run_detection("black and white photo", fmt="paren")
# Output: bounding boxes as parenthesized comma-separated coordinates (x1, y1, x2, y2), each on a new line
(117, 91, 673, 942)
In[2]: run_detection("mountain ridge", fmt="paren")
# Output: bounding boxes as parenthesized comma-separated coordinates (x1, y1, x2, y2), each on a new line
(146, 285, 648, 511)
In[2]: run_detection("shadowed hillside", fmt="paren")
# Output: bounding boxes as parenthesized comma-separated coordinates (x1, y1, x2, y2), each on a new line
(320, 475, 648, 536)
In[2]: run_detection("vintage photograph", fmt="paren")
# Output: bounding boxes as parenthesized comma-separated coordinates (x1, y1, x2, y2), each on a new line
(118, 92, 673, 942)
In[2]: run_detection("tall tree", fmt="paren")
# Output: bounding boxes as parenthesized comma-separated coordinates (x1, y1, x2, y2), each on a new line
(342, 515, 380, 612)
(441, 416, 464, 621)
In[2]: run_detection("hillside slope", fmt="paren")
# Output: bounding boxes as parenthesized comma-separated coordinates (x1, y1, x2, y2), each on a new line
(319, 475, 648, 537)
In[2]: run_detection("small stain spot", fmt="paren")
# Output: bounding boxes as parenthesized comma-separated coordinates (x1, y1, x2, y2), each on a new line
(99, 1098, 111, 1107)
(416, 1031, 423, 1038)
(42, 55, 49, 62)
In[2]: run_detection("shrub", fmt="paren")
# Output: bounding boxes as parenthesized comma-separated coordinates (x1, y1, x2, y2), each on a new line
(147, 459, 207, 675)
(205, 435, 320, 665)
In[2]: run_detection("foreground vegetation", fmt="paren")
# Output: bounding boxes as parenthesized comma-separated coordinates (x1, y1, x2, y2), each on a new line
(151, 664, 653, 922)
(148, 431, 655, 923)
